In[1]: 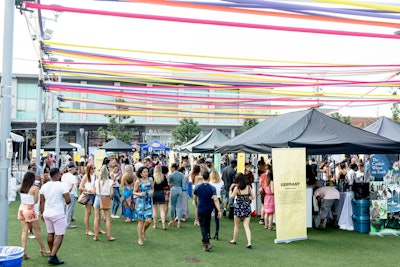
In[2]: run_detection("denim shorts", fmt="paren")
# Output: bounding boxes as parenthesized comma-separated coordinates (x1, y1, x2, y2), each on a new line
(87, 194, 96, 205)
(94, 195, 101, 209)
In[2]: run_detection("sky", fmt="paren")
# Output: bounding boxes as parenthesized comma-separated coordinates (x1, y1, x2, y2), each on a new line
(1, 0, 400, 118)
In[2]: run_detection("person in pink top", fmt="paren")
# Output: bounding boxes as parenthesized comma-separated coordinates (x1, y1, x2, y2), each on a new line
(314, 186, 340, 229)
(261, 164, 275, 230)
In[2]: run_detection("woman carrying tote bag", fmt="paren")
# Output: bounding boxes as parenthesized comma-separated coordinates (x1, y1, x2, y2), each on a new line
(93, 166, 116, 241)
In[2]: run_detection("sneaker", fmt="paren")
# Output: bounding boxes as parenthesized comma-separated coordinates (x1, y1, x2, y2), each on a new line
(258, 219, 265, 225)
(28, 234, 36, 239)
(181, 218, 186, 222)
(67, 225, 77, 229)
(111, 215, 120, 219)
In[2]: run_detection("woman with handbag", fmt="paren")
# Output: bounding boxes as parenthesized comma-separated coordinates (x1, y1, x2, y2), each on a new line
(121, 165, 136, 222)
(93, 166, 116, 241)
(134, 166, 154, 246)
(79, 163, 98, 236)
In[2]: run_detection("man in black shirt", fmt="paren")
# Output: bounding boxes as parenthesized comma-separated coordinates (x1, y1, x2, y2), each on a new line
(221, 159, 237, 217)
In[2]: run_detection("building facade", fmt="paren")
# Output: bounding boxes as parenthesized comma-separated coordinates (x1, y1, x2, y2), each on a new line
(8, 74, 255, 159)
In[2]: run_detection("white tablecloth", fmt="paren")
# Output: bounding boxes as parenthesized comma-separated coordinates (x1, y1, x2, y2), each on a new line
(338, 191, 354, 231)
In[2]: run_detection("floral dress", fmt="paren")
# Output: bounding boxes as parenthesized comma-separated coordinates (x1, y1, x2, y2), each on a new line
(234, 186, 252, 219)
(18, 193, 38, 222)
(136, 178, 153, 220)
(122, 183, 136, 220)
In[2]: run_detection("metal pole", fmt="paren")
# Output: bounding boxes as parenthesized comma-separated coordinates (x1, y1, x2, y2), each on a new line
(35, 71, 43, 166)
(56, 98, 60, 168)
(0, 0, 15, 246)
(55, 74, 61, 168)
(24, 130, 29, 163)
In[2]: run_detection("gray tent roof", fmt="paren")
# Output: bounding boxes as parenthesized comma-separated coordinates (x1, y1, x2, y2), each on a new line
(216, 109, 400, 154)
(363, 117, 400, 142)
(181, 128, 229, 153)
(176, 132, 205, 152)
(100, 137, 133, 152)
(43, 138, 76, 151)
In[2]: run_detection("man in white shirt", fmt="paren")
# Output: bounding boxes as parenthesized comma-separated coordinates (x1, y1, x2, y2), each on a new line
(62, 163, 78, 229)
(40, 168, 70, 265)
(346, 164, 358, 191)
(134, 158, 144, 172)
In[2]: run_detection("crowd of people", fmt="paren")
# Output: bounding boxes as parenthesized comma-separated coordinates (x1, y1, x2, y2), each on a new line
(17, 153, 277, 264)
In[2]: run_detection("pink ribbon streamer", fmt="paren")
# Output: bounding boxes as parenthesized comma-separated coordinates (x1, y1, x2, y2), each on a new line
(26, 3, 400, 39)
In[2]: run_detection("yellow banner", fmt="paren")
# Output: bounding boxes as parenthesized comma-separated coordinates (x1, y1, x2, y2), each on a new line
(237, 152, 245, 174)
(272, 148, 307, 243)
(94, 149, 106, 175)
(73, 152, 81, 163)
(133, 152, 140, 162)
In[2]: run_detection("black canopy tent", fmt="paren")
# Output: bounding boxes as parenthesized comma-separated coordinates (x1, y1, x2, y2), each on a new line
(180, 128, 229, 153)
(363, 116, 400, 142)
(100, 137, 133, 152)
(216, 109, 400, 154)
(43, 138, 76, 152)
(176, 132, 205, 152)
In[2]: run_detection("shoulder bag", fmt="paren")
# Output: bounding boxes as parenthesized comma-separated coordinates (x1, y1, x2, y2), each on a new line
(99, 179, 111, 210)
(77, 191, 90, 205)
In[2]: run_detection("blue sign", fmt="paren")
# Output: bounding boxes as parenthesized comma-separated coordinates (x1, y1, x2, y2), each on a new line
(370, 154, 389, 180)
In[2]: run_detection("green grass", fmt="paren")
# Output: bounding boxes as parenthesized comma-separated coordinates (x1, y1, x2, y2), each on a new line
(6, 199, 399, 267)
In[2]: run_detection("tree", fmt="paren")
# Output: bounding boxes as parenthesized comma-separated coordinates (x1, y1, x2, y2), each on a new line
(391, 89, 400, 123)
(172, 118, 201, 145)
(331, 112, 351, 125)
(98, 99, 135, 143)
(242, 119, 259, 131)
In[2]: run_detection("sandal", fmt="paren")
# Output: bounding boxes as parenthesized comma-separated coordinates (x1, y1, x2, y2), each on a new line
(99, 229, 106, 235)
(40, 249, 51, 256)
(138, 241, 144, 246)
(93, 236, 98, 241)
(108, 236, 116, 241)
(86, 230, 95, 236)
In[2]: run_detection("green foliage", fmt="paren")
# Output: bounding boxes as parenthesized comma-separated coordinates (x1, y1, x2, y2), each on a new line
(331, 112, 341, 121)
(391, 89, 400, 123)
(171, 118, 201, 145)
(331, 112, 351, 125)
(98, 98, 135, 143)
(343, 116, 351, 125)
(242, 119, 259, 131)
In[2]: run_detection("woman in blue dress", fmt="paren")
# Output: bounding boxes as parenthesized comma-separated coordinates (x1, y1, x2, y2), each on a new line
(121, 165, 136, 222)
(134, 166, 154, 246)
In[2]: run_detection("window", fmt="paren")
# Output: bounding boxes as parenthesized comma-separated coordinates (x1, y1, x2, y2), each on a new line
(16, 83, 38, 119)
